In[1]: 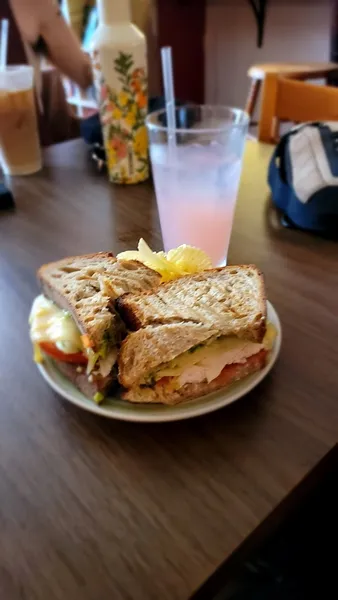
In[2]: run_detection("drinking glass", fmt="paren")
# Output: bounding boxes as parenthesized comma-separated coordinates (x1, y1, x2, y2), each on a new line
(0, 65, 42, 175)
(146, 105, 249, 265)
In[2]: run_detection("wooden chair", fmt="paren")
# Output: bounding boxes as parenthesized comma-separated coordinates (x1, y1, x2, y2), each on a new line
(245, 62, 338, 121)
(258, 74, 338, 143)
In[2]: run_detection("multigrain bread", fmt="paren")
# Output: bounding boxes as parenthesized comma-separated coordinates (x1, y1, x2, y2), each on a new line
(38, 253, 161, 351)
(35, 252, 161, 400)
(122, 349, 267, 405)
(118, 322, 219, 388)
(117, 266, 266, 390)
(116, 266, 266, 341)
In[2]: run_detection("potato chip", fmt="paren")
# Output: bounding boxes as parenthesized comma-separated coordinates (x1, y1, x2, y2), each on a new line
(167, 245, 212, 273)
(117, 250, 142, 262)
(117, 240, 212, 281)
(138, 239, 182, 278)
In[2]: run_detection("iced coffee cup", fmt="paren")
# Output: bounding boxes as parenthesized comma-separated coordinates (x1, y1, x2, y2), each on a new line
(0, 65, 42, 175)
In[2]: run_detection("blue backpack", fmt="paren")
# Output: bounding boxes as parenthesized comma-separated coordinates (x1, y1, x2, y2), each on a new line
(268, 122, 338, 238)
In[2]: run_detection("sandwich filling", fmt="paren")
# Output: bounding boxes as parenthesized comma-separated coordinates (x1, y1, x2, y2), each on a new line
(29, 295, 117, 378)
(142, 323, 276, 390)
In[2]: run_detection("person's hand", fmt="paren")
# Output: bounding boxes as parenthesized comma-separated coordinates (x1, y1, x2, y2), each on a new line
(10, 0, 93, 89)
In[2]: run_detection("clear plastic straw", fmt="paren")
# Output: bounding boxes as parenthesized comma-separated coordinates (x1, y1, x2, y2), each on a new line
(0, 19, 9, 71)
(75, 85, 84, 118)
(161, 46, 176, 150)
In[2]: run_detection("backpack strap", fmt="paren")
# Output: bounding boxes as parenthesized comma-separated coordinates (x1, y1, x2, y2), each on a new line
(268, 127, 300, 211)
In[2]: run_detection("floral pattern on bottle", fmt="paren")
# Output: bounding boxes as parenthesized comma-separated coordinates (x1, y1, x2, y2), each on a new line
(92, 50, 149, 184)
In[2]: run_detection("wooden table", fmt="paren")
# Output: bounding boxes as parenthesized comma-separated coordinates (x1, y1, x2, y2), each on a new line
(1, 139, 338, 600)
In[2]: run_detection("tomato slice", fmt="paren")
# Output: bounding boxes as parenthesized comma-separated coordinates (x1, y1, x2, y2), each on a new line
(39, 342, 88, 364)
(156, 376, 171, 387)
(156, 350, 267, 390)
(212, 349, 267, 387)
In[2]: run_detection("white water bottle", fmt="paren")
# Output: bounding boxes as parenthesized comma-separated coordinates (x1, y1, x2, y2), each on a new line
(90, 0, 149, 184)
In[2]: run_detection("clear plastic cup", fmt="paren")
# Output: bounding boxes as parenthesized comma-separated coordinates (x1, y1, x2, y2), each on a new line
(146, 105, 249, 266)
(0, 65, 42, 175)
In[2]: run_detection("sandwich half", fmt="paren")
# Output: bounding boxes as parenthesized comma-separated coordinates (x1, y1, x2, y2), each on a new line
(29, 252, 160, 402)
(116, 265, 276, 405)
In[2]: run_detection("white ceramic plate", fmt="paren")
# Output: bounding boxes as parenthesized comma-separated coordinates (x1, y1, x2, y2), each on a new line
(37, 301, 281, 423)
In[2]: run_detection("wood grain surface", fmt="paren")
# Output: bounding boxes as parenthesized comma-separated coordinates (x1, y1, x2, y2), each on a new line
(0, 139, 337, 600)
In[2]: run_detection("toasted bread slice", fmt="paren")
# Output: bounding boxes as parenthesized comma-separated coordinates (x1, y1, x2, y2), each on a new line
(122, 349, 267, 405)
(38, 253, 161, 351)
(118, 322, 219, 388)
(117, 266, 266, 341)
(117, 266, 266, 388)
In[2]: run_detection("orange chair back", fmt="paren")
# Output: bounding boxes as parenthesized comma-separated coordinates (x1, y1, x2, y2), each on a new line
(259, 74, 338, 143)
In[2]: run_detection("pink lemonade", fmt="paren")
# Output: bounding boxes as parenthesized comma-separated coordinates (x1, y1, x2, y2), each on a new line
(158, 200, 235, 266)
(150, 144, 243, 265)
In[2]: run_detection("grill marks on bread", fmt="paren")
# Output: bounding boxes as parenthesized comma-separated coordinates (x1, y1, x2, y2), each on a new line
(38, 253, 160, 351)
(117, 265, 266, 341)
(117, 266, 266, 339)
(116, 266, 266, 388)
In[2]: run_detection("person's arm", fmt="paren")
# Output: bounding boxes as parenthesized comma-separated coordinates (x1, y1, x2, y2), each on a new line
(10, 0, 92, 89)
